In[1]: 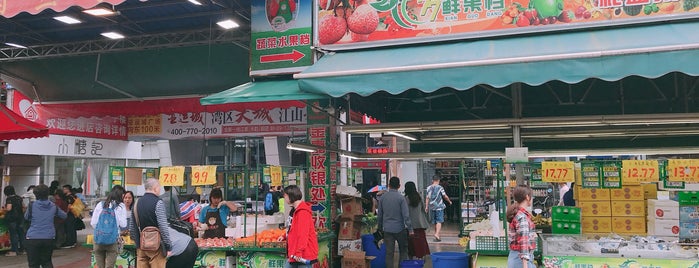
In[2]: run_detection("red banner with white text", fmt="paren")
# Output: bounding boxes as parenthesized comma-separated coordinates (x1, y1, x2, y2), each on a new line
(0, 0, 125, 18)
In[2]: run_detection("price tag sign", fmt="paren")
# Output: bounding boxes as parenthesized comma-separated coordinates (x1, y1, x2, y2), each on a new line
(581, 162, 601, 188)
(667, 159, 699, 182)
(541, 161, 575, 182)
(622, 160, 659, 183)
(602, 162, 622, 188)
(191, 165, 217, 186)
(270, 165, 282, 187)
(159, 166, 185, 186)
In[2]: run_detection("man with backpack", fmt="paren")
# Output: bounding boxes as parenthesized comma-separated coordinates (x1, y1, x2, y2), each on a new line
(264, 186, 281, 215)
(425, 175, 452, 242)
(91, 186, 127, 268)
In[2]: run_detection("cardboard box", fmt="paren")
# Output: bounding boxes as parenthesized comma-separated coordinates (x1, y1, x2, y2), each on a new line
(679, 206, 699, 222)
(552, 221, 581, 234)
(611, 201, 646, 217)
(612, 216, 646, 234)
(577, 188, 610, 201)
(679, 222, 699, 241)
(581, 216, 612, 233)
(644, 183, 658, 199)
(610, 186, 645, 200)
(647, 199, 679, 220)
(340, 197, 364, 220)
(341, 250, 375, 268)
(337, 239, 362, 256)
(338, 220, 362, 240)
(551, 206, 582, 223)
(578, 201, 612, 217)
(647, 219, 680, 236)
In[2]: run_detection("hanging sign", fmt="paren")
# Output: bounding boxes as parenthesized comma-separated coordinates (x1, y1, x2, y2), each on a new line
(622, 160, 659, 183)
(270, 165, 283, 187)
(581, 162, 601, 188)
(602, 161, 622, 188)
(159, 166, 185, 186)
(541, 161, 574, 182)
(667, 159, 699, 182)
(191, 165, 217, 186)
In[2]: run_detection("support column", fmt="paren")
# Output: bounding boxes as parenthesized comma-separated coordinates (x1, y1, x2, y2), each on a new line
(512, 83, 525, 185)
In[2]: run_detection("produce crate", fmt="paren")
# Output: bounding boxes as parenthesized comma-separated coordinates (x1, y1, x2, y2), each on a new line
(678, 191, 699, 206)
(260, 241, 287, 248)
(552, 221, 582, 234)
(475, 236, 508, 252)
(551, 206, 582, 223)
(233, 241, 257, 248)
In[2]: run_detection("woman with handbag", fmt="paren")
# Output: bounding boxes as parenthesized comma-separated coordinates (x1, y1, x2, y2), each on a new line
(91, 186, 127, 268)
(404, 182, 430, 259)
(24, 184, 68, 268)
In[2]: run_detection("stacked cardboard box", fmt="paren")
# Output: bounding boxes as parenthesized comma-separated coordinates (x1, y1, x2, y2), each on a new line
(341, 250, 375, 268)
(646, 199, 680, 239)
(338, 197, 363, 255)
(552, 206, 581, 234)
(577, 188, 611, 234)
(610, 186, 646, 235)
(678, 191, 699, 243)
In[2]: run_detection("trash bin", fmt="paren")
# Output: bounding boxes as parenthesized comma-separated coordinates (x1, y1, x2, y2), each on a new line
(431, 252, 470, 268)
(400, 260, 425, 268)
(361, 234, 386, 268)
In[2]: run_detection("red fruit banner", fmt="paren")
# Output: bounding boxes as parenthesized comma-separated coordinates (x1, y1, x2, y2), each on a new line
(0, 0, 125, 18)
(315, 0, 699, 49)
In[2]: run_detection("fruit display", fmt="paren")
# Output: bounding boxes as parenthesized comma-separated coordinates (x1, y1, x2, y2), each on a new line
(235, 228, 287, 248)
(194, 237, 235, 248)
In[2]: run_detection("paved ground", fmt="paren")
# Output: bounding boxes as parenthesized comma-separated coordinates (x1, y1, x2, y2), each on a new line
(0, 220, 466, 267)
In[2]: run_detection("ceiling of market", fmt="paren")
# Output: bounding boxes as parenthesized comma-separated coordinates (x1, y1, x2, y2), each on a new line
(2, 0, 699, 155)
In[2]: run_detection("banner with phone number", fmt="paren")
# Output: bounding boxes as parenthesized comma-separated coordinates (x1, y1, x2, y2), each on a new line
(316, 0, 699, 49)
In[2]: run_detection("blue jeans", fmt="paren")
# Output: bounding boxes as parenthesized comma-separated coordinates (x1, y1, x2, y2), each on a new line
(284, 261, 313, 268)
(507, 250, 535, 268)
(8, 221, 24, 253)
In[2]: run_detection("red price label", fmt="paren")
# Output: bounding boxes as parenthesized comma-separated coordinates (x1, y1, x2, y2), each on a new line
(667, 159, 699, 182)
(541, 161, 575, 182)
(622, 160, 659, 183)
(159, 166, 185, 186)
(190, 165, 216, 186)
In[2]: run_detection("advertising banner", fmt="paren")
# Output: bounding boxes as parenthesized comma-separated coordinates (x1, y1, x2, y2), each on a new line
(315, 0, 699, 49)
(9, 91, 307, 140)
(251, 0, 313, 75)
(7, 134, 142, 159)
(0, 0, 125, 18)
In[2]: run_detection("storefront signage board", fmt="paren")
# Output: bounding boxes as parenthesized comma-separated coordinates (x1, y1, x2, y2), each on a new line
(315, 0, 699, 49)
(250, 0, 313, 75)
(7, 134, 142, 159)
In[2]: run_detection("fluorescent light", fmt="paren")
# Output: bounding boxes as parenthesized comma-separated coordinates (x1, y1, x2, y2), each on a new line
(83, 8, 116, 16)
(216, 19, 239, 29)
(5, 43, 27, 48)
(53, 16, 82, 24)
(188, 0, 203, 5)
(386, 131, 417, 141)
(101, 32, 125, 39)
(286, 143, 317, 153)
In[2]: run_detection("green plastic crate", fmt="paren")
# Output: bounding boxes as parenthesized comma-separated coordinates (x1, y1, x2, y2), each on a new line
(679, 191, 699, 206)
(552, 221, 582, 234)
(475, 236, 508, 252)
(551, 206, 581, 223)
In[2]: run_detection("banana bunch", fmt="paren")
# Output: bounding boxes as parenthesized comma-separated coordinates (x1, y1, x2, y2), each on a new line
(532, 214, 551, 226)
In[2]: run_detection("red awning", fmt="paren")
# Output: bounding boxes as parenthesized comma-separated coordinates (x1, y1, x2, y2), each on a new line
(0, 0, 126, 18)
(0, 105, 48, 140)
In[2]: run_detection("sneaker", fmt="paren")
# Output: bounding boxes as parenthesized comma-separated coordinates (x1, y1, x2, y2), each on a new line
(5, 252, 17, 257)
(60, 243, 76, 249)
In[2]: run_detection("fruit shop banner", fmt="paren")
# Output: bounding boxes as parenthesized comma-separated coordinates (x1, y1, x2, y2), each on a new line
(251, 0, 313, 75)
(0, 0, 125, 18)
(315, 0, 699, 49)
(543, 255, 699, 268)
(10, 91, 307, 140)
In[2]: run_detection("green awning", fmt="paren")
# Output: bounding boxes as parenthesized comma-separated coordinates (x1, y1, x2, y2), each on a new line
(200, 80, 327, 105)
(295, 21, 699, 97)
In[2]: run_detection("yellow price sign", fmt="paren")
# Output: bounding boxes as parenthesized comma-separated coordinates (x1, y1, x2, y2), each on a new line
(667, 159, 699, 182)
(191, 165, 217, 186)
(622, 160, 659, 183)
(541, 161, 575, 182)
(270, 166, 282, 187)
(159, 166, 185, 186)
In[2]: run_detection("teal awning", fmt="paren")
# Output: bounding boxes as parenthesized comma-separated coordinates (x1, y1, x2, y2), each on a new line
(200, 80, 327, 105)
(295, 21, 699, 97)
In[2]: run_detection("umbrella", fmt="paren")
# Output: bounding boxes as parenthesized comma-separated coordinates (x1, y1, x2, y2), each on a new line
(367, 185, 387, 193)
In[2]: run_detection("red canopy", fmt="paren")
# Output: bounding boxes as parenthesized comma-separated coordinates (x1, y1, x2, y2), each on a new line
(0, 0, 126, 18)
(0, 105, 48, 140)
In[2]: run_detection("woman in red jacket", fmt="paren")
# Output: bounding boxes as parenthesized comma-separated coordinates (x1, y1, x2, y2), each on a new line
(280, 185, 318, 267)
